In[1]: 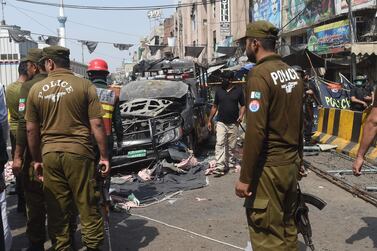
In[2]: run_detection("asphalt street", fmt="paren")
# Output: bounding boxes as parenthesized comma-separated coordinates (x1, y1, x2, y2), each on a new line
(7, 157, 377, 251)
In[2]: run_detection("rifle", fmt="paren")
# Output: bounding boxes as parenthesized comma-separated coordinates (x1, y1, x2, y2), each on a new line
(295, 184, 326, 251)
(97, 164, 112, 251)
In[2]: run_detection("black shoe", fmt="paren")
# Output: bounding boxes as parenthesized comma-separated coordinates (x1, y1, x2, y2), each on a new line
(26, 242, 45, 251)
(17, 201, 26, 214)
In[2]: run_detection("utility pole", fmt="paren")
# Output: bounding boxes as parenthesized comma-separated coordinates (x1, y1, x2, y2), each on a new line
(1, 0, 6, 25)
(347, 0, 357, 81)
(81, 43, 84, 64)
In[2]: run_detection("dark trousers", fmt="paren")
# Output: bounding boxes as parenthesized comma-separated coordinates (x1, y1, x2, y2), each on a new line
(10, 130, 26, 213)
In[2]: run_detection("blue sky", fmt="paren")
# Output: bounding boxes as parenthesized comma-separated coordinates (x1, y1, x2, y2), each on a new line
(4, 0, 175, 71)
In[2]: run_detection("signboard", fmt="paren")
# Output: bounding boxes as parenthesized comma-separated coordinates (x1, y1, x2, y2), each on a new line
(286, 0, 334, 31)
(335, 0, 376, 14)
(220, 0, 230, 35)
(307, 20, 351, 54)
(220, 0, 230, 22)
(147, 9, 162, 19)
(252, 0, 281, 28)
(220, 22, 230, 35)
(316, 79, 351, 109)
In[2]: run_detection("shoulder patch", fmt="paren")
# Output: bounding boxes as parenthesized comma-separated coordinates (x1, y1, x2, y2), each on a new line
(250, 91, 261, 99)
(249, 100, 260, 112)
(18, 102, 25, 112)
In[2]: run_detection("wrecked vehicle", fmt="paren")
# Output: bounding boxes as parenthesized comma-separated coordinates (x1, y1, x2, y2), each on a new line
(111, 79, 210, 169)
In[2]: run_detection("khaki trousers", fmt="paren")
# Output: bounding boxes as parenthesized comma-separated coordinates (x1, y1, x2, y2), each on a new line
(215, 122, 238, 170)
(245, 162, 299, 251)
(43, 152, 104, 250)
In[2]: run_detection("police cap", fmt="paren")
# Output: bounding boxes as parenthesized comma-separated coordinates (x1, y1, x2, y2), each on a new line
(21, 48, 43, 63)
(239, 20, 279, 41)
(40, 45, 70, 62)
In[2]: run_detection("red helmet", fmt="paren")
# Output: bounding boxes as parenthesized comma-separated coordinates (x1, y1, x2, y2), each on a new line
(87, 58, 109, 73)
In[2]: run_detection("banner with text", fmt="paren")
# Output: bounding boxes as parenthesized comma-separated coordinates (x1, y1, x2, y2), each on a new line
(285, 0, 334, 31)
(252, 0, 281, 28)
(335, 0, 376, 14)
(316, 78, 351, 109)
(307, 20, 351, 54)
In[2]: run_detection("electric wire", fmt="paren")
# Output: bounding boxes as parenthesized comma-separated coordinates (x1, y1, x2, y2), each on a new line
(15, 0, 223, 11)
(9, 2, 142, 38)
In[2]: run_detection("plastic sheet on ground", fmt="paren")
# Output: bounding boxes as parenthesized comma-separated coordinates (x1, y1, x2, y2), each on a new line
(110, 164, 208, 205)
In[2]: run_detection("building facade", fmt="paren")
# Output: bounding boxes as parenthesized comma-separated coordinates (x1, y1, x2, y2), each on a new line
(177, 0, 249, 64)
(249, 0, 376, 82)
(0, 24, 88, 87)
(0, 25, 37, 87)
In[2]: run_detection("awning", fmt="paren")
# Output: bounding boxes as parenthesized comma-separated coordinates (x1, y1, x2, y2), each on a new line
(148, 45, 166, 56)
(351, 42, 377, 56)
(207, 64, 225, 74)
(216, 46, 238, 57)
(282, 49, 348, 69)
(185, 46, 205, 58)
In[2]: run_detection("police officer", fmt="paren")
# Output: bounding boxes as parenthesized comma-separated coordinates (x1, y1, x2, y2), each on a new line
(293, 66, 319, 145)
(235, 21, 304, 251)
(12, 49, 50, 250)
(25, 46, 109, 251)
(350, 75, 374, 112)
(5, 60, 28, 213)
(87, 58, 123, 162)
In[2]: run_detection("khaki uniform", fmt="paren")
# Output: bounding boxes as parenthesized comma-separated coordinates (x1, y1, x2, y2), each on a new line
(5, 80, 22, 157)
(6, 80, 26, 214)
(241, 54, 304, 251)
(17, 73, 49, 248)
(25, 65, 104, 250)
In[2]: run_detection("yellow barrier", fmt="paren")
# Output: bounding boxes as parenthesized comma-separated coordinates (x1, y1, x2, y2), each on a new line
(313, 107, 377, 164)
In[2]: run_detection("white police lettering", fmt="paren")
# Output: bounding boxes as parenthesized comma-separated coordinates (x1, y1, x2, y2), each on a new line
(38, 79, 74, 103)
(281, 82, 298, 94)
(270, 68, 299, 85)
(270, 68, 300, 93)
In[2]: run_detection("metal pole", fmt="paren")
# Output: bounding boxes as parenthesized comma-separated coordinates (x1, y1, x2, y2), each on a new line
(347, 0, 357, 81)
(81, 43, 84, 64)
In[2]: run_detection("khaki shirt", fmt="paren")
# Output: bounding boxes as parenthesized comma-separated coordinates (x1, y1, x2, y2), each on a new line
(6, 81, 22, 131)
(16, 73, 48, 147)
(25, 69, 104, 159)
(240, 55, 304, 184)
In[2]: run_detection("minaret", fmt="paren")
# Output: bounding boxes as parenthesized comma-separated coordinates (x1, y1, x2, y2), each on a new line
(57, 0, 67, 47)
(1, 0, 6, 25)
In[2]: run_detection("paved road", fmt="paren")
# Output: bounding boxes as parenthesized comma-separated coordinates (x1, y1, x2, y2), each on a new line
(7, 156, 377, 250)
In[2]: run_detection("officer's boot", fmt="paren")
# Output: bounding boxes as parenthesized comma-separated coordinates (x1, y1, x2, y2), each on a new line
(26, 241, 45, 251)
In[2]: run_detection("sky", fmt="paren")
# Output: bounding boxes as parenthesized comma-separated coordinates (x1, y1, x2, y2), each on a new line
(3, 0, 175, 71)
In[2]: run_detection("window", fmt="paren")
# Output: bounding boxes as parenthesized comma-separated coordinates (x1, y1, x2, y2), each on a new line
(0, 54, 6, 60)
(212, 0, 216, 18)
(13, 54, 18, 60)
(191, 4, 196, 32)
(213, 30, 217, 51)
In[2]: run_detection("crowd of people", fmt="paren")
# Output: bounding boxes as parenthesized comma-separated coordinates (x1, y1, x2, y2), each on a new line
(0, 46, 122, 250)
(0, 20, 375, 251)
